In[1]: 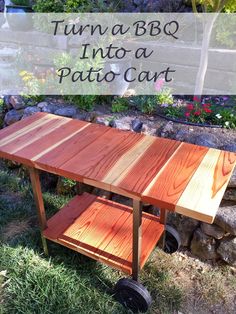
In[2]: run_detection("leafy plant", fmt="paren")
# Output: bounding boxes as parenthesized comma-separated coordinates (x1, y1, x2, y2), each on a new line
(0, 98, 4, 112)
(64, 95, 97, 111)
(33, 0, 64, 12)
(156, 89, 173, 105)
(11, 0, 30, 6)
(131, 96, 157, 114)
(191, 0, 236, 12)
(214, 109, 236, 128)
(160, 103, 183, 119)
(111, 98, 129, 113)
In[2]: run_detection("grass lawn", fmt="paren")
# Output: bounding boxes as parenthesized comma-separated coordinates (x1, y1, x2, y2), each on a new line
(0, 162, 235, 314)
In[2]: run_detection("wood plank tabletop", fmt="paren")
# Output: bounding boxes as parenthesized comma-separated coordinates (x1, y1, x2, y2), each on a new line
(0, 112, 235, 223)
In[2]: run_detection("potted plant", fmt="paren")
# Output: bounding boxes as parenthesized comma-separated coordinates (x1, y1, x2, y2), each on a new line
(6, 0, 34, 31)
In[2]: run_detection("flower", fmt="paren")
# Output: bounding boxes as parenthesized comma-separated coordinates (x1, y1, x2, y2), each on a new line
(161, 103, 169, 108)
(215, 114, 222, 119)
(186, 104, 194, 111)
(194, 111, 201, 116)
(225, 121, 230, 127)
(193, 96, 201, 103)
(154, 78, 165, 91)
(222, 96, 229, 101)
(203, 108, 212, 113)
(202, 103, 211, 108)
(185, 112, 190, 117)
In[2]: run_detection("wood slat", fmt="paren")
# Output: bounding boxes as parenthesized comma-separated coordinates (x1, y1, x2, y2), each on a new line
(0, 112, 236, 225)
(142, 142, 209, 210)
(43, 193, 97, 240)
(14, 119, 89, 165)
(0, 116, 69, 155)
(101, 136, 155, 187)
(175, 149, 236, 223)
(0, 113, 57, 147)
(44, 193, 164, 274)
(60, 128, 143, 185)
(0, 112, 46, 140)
(35, 123, 109, 174)
(114, 137, 181, 196)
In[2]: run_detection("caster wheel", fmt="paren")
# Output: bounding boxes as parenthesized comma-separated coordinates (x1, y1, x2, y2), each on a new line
(114, 278, 152, 313)
(164, 225, 181, 254)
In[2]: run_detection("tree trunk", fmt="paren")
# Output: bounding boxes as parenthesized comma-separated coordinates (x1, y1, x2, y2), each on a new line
(194, 14, 218, 96)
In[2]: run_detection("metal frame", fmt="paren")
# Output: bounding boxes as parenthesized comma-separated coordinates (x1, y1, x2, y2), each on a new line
(131, 203, 168, 281)
(132, 199, 142, 281)
(28, 167, 48, 256)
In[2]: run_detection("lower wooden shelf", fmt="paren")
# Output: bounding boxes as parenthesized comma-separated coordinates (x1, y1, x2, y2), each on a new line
(43, 192, 164, 274)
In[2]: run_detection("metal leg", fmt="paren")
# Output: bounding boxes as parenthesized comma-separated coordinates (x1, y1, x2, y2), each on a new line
(28, 167, 48, 256)
(76, 181, 84, 195)
(132, 199, 142, 282)
(159, 208, 168, 249)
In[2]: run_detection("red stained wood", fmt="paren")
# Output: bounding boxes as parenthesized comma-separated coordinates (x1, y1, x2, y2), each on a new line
(212, 151, 236, 198)
(44, 193, 164, 274)
(15, 119, 88, 165)
(43, 193, 97, 240)
(117, 137, 181, 196)
(0, 112, 46, 140)
(0, 117, 64, 154)
(142, 143, 209, 210)
(60, 128, 143, 182)
(35, 123, 109, 173)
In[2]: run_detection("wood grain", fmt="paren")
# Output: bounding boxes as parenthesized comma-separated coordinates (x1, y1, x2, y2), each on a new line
(60, 128, 143, 184)
(102, 136, 155, 187)
(115, 137, 181, 196)
(142, 143, 209, 210)
(15, 119, 89, 165)
(0, 113, 57, 147)
(0, 112, 46, 140)
(35, 123, 108, 174)
(176, 149, 236, 223)
(0, 117, 69, 155)
(43, 193, 97, 240)
(44, 193, 164, 274)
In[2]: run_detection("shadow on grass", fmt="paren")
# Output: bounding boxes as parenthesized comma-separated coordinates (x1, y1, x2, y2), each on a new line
(0, 167, 183, 314)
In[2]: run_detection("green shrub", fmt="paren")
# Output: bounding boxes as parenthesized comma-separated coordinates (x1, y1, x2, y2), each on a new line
(64, 95, 97, 111)
(111, 98, 129, 113)
(11, 0, 30, 6)
(33, 0, 65, 12)
(132, 96, 157, 114)
(156, 89, 173, 105)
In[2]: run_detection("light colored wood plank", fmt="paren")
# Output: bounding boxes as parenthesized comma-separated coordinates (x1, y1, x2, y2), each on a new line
(142, 143, 209, 210)
(15, 119, 89, 163)
(0, 113, 58, 146)
(0, 117, 69, 154)
(35, 123, 108, 174)
(60, 128, 143, 184)
(114, 137, 181, 196)
(0, 112, 45, 140)
(102, 136, 155, 186)
(176, 149, 236, 223)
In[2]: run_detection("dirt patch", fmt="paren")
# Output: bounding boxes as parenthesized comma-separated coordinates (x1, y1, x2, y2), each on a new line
(1, 219, 31, 242)
(150, 249, 236, 314)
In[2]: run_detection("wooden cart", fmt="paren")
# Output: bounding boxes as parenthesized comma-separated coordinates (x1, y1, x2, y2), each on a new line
(0, 112, 235, 312)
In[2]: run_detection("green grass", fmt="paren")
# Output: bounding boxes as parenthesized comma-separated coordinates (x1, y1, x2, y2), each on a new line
(0, 165, 183, 314)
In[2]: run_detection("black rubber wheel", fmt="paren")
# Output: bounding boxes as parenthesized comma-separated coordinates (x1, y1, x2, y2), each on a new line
(164, 225, 181, 254)
(114, 278, 152, 313)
